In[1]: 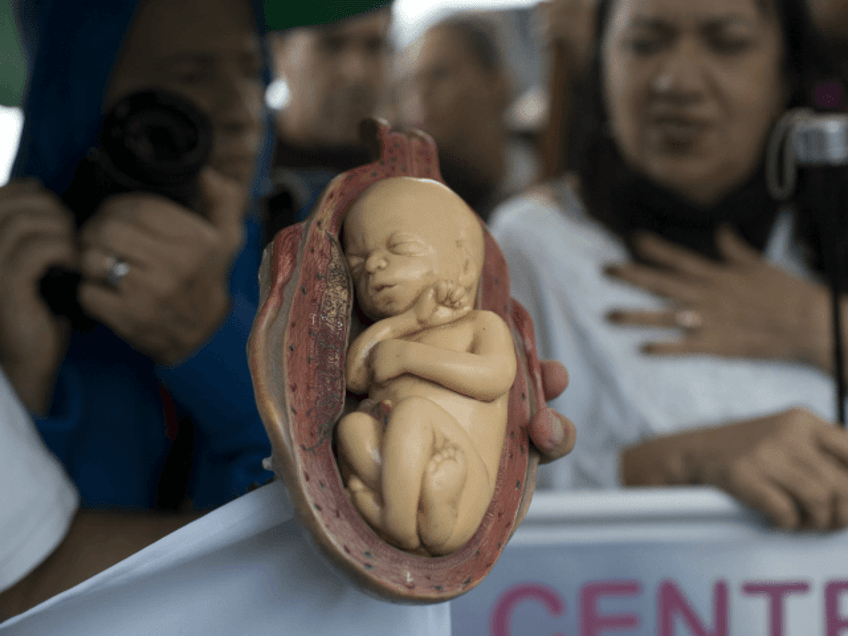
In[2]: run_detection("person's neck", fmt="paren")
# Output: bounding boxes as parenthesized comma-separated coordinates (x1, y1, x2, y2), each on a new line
(601, 156, 780, 261)
(659, 178, 746, 209)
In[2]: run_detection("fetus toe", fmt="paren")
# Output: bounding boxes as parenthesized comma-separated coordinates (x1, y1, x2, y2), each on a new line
(427, 444, 467, 496)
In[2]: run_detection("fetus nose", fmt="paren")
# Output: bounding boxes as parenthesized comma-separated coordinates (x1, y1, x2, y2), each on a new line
(365, 251, 388, 273)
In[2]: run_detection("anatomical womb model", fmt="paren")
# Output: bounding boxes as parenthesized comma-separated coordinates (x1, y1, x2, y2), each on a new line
(249, 119, 546, 602)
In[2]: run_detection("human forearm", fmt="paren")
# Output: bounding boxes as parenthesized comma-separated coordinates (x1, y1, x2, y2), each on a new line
(0, 181, 76, 416)
(621, 409, 848, 531)
(620, 432, 697, 487)
(620, 419, 760, 488)
(1, 320, 70, 416)
(0, 509, 203, 620)
(353, 311, 420, 352)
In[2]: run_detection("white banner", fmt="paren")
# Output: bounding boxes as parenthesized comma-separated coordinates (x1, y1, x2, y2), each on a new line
(5, 485, 846, 635)
(451, 488, 848, 636)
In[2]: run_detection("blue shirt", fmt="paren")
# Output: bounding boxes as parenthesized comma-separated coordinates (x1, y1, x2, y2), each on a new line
(13, 0, 274, 510)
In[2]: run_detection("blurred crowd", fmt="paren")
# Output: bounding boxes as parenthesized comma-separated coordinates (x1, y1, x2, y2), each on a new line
(4, 0, 848, 627)
(266, 0, 848, 533)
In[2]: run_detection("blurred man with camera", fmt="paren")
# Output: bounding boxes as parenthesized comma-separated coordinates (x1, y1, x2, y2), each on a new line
(1, 0, 270, 502)
(0, 0, 272, 616)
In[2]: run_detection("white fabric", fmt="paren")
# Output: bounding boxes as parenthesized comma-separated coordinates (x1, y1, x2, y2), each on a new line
(0, 367, 78, 593)
(489, 182, 837, 490)
(0, 479, 451, 635)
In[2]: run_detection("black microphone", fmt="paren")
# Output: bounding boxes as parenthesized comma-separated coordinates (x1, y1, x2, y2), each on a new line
(769, 110, 848, 425)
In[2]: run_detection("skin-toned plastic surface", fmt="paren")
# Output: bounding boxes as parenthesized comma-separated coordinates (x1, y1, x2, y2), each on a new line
(247, 118, 545, 603)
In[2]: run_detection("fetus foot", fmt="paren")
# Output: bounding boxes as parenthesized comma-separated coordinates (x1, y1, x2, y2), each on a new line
(419, 443, 467, 552)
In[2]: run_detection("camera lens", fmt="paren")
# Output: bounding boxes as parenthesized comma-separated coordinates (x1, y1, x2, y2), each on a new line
(101, 90, 213, 189)
(45, 89, 214, 330)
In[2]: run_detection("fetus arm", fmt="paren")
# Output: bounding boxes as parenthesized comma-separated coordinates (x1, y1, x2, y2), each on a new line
(371, 312, 516, 401)
(346, 310, 421, 394)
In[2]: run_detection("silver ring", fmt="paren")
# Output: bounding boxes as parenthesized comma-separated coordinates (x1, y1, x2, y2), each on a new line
(675, 309, 702, 331)
(104, 254, 130, 288)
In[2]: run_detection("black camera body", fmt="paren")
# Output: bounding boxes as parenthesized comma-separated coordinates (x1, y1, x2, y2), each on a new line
(40, 89, 213, 329)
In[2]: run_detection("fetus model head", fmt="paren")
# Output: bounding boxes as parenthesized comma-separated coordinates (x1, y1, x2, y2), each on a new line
(343, 177, 485, 321)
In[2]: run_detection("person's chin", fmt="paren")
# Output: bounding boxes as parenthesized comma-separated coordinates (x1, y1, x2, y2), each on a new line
(646, 146, 711, 175)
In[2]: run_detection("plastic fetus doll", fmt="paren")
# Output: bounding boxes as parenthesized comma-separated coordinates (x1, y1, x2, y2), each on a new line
(336, 177, 517, 556)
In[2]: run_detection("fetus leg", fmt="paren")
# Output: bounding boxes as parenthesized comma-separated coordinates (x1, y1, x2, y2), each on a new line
(347, 475, 384, 530)
(337, 410, 384, 492)
(381, 397, 469, 551)
(420, 413, 492, 554)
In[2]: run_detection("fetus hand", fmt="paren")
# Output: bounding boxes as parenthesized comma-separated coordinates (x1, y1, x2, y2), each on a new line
(414, 281, 472, 329)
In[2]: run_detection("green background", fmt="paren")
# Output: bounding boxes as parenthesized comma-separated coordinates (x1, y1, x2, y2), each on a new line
(263, 0, 393, 31)
(0, 0, 26, 107)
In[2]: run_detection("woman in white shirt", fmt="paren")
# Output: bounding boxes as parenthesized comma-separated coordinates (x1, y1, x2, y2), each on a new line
(491, 0, 848, 531)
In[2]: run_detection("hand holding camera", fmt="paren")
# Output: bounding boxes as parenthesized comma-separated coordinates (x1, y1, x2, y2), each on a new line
(77, 167, 245, 365)
(0, 180, 77, 414)
(0, 90, 248, 412)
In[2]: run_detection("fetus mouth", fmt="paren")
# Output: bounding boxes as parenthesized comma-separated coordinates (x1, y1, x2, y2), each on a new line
(371, 282, 396, 295)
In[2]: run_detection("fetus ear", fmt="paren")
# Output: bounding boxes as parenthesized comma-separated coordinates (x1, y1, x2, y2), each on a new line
(457, 243, 480, 299)
(458, 262, 474, 290)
